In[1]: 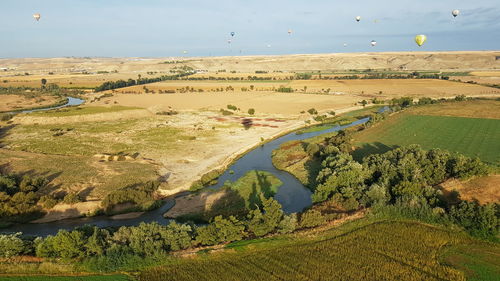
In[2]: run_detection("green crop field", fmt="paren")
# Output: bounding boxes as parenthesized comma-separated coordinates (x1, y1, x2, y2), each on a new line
(0, 275, 130, 281)
(138, 220, 499, 281)
(354, 114, 500, 166)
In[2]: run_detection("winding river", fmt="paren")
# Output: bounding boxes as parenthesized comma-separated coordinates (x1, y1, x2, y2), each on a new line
(2, 102, 371, 236)
(15, 97, 85, 114)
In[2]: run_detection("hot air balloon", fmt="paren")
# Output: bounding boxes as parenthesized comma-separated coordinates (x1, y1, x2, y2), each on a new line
(230, 32, 235, 37)
(182, 50, 188, 54)
(33, 13, 41, 21)
(267, 44, 272, 48)
(355, 16, 361, 22)
(228, 39, 232, 44)
(452, 9, 460, 18)
(371, 40, 377, 47)
(415, 35, 427, 47)
(288, 29, 293, 35)
(343, 43, 348, 47)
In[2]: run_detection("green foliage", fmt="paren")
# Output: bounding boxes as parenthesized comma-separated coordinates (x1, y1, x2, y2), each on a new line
(190, 169, 223, 191)
(307, 108, 318, 115)
(112, 222, 193, 256)
(299, 209, 326, 228)
(95, 72, 192, 92)
(449, 201, 498, 240)
(102, 181, 159, 214)
(313, 153, 367, 203)
(36, 222, 193, 262)
(226, 104, 237, 111)
(62, 193, 82, 205)
(246, 196, 284, 237)
(0, 173, 48, 223)
(364, 145, 489, 203)
(0, 233, 26, 258)
(195, 216, 246, 246)
(247, 108, 255, 115)
(276, 86, 294, 93)
(277, 213, 298, 234)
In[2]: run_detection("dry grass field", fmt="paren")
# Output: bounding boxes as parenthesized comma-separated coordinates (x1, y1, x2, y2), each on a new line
(0, 94, 62, 112)
(93, 91, 360, 115)
(441, 175, 500, 205)
(1, 51, 499, 76)
(111, 79, 500, 96)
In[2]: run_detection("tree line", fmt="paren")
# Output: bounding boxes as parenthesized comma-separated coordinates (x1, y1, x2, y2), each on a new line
(94, 72, 194, 92)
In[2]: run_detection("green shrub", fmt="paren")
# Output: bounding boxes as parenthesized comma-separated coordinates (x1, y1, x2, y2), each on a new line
(300, 209, 326, 229)
(0, 233, 26, 258)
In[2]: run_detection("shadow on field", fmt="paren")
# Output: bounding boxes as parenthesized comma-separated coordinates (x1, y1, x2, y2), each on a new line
(0, 124, 15, 147)
(352, 142, 397, 162)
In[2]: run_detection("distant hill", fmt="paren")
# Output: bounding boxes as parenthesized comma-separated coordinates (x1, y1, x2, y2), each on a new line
(1, 51, 499, 74)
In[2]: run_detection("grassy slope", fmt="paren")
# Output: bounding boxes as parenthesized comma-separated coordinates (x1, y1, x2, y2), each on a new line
(139, 219, 500, 281)
(0, 149, 158, 198)
(4, 118, 207, 157)
(353, 114, 500, 166)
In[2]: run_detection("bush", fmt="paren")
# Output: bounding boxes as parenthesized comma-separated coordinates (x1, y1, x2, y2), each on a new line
(0, 233, 26, 258)
(196, 216, 246, 246)
(1, 114, 14, 121)
(277, 213, 298, 234)
(248, 108, 255, 115)
(63, 193, 82, 205)
(307, 108, 318, 115)
(300, 209, 326, 229)
(449, 201, 498, 240)
(102, 181, 160, 213)
(39, 195, 59, 209)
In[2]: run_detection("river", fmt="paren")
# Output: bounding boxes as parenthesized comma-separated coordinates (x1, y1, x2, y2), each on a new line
(2, 104, 373, 236)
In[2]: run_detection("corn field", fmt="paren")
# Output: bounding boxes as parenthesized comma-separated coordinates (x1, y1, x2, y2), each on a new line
(139, 221, 467, 281)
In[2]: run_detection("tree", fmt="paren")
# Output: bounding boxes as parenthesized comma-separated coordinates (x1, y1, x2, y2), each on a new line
(360, 100, 368, 107)
(161, 222, 193, 251)
(300, 209, 326, 228)
(51, 230, 87, 259)
(196, 216, 245, 246)
(277, 213, 298, 234)
(313, 153, 367, 203)
(41, 78, 47, 88)
(246, 196, 283, 237)
(248, 108, 255, 115)
(0, 233, 25, 258)
(449, 201, 498, 239)
(85, 227, 110, 256)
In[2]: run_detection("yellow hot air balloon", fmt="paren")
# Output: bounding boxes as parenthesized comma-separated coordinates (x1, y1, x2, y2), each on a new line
(415, 35, 427, 47)
(33, 13, 41, 21)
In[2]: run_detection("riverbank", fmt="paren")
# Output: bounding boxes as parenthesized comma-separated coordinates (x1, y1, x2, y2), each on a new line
(156, 104, 368, 198)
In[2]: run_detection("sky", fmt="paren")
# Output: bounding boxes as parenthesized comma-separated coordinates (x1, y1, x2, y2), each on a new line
(0, 0, 499, 58)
